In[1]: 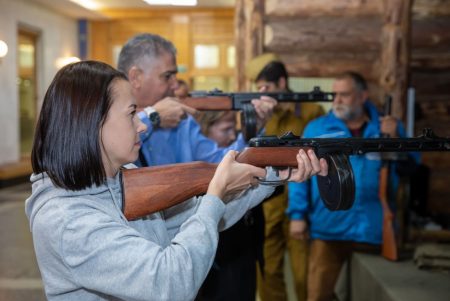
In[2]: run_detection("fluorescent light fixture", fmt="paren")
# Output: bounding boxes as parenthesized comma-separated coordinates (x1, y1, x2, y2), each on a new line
(0, 40, 8, 58)
(69, 0, 101, 10)
(143, 0, 197, 6)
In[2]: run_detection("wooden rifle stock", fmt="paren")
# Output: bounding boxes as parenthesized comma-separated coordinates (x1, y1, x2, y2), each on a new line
(121, 162, 217, 220)
(121, 147, 311, 220)
(180, 97, 233, 110)
(380, 95, 398, 261)
(379, 164, 398, 260)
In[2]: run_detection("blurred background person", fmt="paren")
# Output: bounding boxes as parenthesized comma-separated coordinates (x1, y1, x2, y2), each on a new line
(246, 53, 325, 301)
(287, 71, 418, 301)
(174, 79, 190, 98)
(195, 110, 265, 301)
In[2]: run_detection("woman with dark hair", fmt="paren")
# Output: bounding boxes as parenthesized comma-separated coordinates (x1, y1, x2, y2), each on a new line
(25, 60, 327, 301)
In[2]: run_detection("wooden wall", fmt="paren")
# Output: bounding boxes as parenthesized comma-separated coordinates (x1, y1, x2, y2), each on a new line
(89, 8, 235, 83)
(236, 0, 450, 216)
(410, 0, 450, 215)
(236, 0, 411, 118)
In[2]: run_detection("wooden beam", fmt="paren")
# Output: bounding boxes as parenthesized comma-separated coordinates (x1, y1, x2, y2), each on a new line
(235, 0, 264, 90)
(266, 0, 383, 17)
(413, 0, 450, 18)
(235, 0, 246, 91)
(412, 17, 450, 50)
(264, 16, 382, 53)
(379, 0, 412, 119)
(279, 53, 379, 81)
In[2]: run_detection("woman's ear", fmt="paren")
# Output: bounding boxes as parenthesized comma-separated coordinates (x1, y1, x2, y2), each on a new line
(128, 66, 142, 89)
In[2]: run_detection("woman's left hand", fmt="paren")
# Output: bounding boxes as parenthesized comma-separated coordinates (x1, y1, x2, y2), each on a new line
(279, 149, 328, 182)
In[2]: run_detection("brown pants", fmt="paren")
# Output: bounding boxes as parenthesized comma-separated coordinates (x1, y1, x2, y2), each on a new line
(257, 191, 309, 301)
(307, 240, 380, 301)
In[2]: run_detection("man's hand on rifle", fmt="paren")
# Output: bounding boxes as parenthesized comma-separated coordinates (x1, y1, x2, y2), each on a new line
(153, 97, 198, 128)
(251, 96, 277, 132)
(379, 115, 398, 138)
(290, 220, 309, 240)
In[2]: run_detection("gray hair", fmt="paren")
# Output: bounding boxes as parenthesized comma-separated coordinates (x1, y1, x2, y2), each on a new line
(336, 71, 368, 92)
(117, 33, 177, 74)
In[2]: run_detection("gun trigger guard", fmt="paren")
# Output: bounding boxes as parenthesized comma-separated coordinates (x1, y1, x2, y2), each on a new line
(256, 167, 292, 186)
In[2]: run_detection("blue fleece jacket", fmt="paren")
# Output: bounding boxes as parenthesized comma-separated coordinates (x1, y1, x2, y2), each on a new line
(287, 101, 409, 244)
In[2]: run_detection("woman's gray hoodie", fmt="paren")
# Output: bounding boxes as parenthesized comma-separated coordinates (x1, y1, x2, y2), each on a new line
(25, 169, 276, 301)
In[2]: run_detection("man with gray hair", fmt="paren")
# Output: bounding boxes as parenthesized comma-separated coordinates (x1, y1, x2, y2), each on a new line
(117, 33, 276, 166)
(287, 71, 410, 301)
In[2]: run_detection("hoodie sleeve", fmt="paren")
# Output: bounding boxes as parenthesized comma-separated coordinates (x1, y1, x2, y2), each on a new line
(163, 168, 277, 235)
(60, 195, 226, 301)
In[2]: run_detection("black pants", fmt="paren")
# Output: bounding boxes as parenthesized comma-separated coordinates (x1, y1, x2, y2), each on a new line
(196, 205, 264, 301)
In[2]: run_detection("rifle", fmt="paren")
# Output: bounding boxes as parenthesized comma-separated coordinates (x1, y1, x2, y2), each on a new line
(121, 128, 450, 220)
(180, 86, 334, 140)
(379, 95, 398, 260)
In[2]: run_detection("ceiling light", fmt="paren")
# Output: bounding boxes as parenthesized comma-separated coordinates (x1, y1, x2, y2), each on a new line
(143, 0, 197, 6)
(69, 0, 101, 10)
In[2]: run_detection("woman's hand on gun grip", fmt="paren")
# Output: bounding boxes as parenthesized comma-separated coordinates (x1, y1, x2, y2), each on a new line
(280, 149, 328, 182)
(207, 150, 266, 202)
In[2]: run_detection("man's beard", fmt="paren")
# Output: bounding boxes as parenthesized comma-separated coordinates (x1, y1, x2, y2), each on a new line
(332, 104, 363, 121)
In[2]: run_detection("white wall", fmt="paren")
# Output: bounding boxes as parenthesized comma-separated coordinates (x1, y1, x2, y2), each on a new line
(0, 0, 78, 165)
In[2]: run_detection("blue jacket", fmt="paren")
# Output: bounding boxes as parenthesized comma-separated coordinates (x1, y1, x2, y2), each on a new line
(137, 112, 247, 165)
(287, 101, 409, 244)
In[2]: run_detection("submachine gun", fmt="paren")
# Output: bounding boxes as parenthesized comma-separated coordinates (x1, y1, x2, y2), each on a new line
(121, 128, 450, 220)
(180, 86, 334, 140)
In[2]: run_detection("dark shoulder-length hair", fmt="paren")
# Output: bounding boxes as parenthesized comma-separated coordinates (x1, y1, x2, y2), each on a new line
(31, 60, 127, 190)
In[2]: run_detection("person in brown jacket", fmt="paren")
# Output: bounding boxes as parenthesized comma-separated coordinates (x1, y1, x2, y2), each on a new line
(246, 53, 325, 301)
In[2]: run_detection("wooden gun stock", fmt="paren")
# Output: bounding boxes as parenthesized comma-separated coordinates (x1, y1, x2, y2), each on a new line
(379, 165, 398, 261)
(121, 162, 217, 220)
(180, 97, 233, 110)
(121, 147, 310, 220)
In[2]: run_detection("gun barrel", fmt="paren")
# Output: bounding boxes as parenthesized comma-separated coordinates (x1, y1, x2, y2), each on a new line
(248, 132, 450, 156)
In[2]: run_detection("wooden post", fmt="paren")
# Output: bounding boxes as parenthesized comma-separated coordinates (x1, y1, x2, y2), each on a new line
(380, 0, 412, 119)
(235, 0, 264, 91)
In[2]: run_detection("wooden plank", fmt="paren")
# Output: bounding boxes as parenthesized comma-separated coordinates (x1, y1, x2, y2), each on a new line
(413, 0, 450, 18)
(89, 21, 112, 64)
(412, 17, 450, 50)
(279, 53, 379, 81)
(266, 0, 383, 17)
(411, 69, 450, 95)
(411, 52, 450, 69)
(235, 0, 264, 90)
(264, 16, 382, 52)
(379, 0, 412, 119)
(235, 0, 246, 90)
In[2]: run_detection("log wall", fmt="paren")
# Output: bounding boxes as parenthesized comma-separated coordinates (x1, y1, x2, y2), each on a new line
(235, 0, 450, 215)
(411, 0, 450, 215)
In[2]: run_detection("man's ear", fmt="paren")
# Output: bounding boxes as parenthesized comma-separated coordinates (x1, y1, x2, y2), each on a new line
(128, 66, 142, 89)
(277, 77, 287, 90)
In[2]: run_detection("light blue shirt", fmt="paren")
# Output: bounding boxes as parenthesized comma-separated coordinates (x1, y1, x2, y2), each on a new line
(137, 111, 247, 166)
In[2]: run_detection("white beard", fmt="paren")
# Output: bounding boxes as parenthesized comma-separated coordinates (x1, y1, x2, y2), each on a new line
(332, 104, 363, 121)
